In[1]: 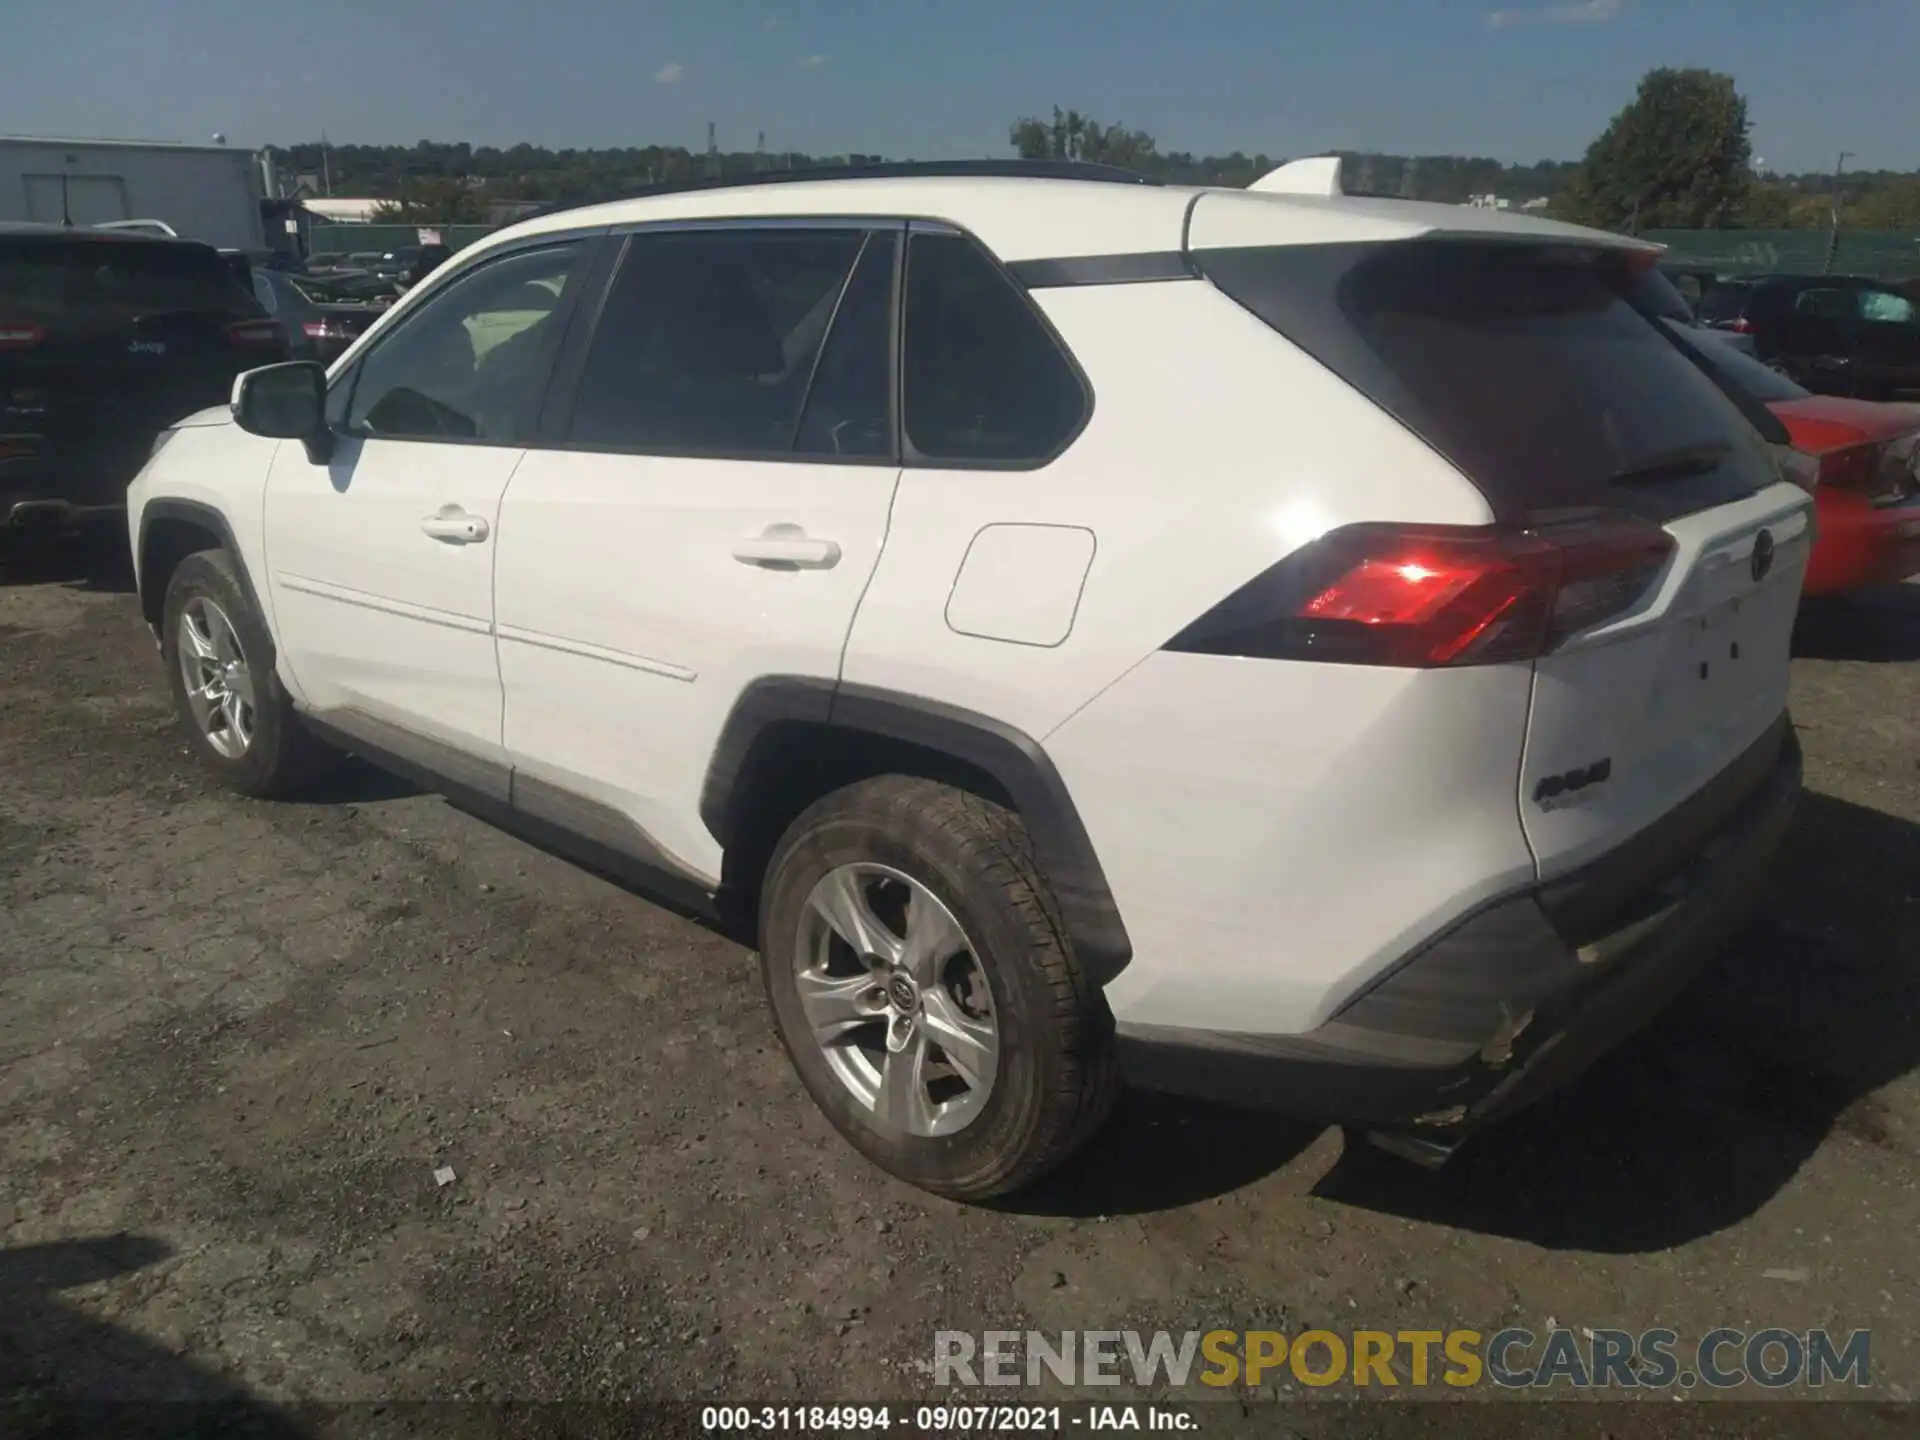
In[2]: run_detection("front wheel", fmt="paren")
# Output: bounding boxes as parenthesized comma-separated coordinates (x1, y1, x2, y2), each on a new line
(161, 549, 333, 798)
(759, 776, 1119, 1200)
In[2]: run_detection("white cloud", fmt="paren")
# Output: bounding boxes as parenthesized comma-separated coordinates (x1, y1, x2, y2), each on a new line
(761, 15, 780, 30)
(797, 53, 831, 69)
(1487, 0, 1625, 28)
(655, 61, 685, 84)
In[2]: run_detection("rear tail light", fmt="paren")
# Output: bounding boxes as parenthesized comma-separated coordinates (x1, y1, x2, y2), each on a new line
(226, 319, 284, 349)
(0, 320, 46, 351)
(1166, 515, 1675, 668)
(1822, 437, 1920, 506)
(1815, 442, 1880, 494)
(1725, 317, 1755, 335)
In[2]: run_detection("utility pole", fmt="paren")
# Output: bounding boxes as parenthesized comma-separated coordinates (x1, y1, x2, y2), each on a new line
(1823, 150, 1854, 275)
(321, 132, 333, 196)
(706, 121, 720, 178)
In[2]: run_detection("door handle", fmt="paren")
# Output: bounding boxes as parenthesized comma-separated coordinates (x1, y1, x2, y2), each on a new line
(421, 507, 490, 545)
(732, 530, 842, 569)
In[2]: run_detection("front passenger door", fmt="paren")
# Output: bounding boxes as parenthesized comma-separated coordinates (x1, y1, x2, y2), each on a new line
(263, 237, 596, 788)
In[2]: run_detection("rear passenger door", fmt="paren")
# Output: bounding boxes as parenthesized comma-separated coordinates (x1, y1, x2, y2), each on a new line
(1778, 285, 1856, 391)
(492, 222, 901, 880)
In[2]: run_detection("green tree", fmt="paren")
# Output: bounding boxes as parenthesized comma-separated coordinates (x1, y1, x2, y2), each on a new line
(1009, 108, 1157, 170)
(1558, 68, 1754, 232)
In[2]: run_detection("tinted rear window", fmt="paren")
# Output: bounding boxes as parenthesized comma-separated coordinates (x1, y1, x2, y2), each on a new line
(1197, 241, 1775, 522)
(0, 237, 259, 320)
(1661, 319, 1810, 404)
(1695, 283, 1756, 324)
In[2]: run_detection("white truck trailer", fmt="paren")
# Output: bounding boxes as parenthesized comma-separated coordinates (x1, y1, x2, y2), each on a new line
(0, 135, 268, 251)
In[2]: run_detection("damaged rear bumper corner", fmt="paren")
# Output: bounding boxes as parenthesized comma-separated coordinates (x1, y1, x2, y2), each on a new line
(1114, 717, 1802, 1158)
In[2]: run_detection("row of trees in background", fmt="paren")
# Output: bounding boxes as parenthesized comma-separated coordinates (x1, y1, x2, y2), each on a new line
(275, 69, 1920, 232)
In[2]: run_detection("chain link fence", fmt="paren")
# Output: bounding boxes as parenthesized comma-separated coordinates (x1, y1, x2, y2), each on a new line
(307, 222, 494, 256)
(1643, 229, 1920, 281)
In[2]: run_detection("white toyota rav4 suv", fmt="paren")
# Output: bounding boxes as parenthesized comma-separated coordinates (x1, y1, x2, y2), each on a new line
(128, 159, 1810, 1199)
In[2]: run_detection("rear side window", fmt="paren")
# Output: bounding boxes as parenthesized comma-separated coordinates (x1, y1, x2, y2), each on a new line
(902, 231, 1087, 464)
(1660, 320, 1809, 405)
(793, 231, 896, 459)
(1695, 283, 1756, 325)
(0, 238, 259, 321)
(1197, 241, 1776, 522)
(567, 227, 871, 457)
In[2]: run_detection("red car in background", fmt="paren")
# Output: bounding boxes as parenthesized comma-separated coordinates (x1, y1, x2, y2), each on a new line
(1665, 320, 1920, 595)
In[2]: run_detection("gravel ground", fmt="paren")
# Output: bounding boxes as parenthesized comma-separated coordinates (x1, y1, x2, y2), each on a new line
(1, 534, 1915, 1438)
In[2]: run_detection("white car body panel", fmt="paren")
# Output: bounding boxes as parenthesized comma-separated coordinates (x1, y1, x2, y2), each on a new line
(126, 417, 282, 669)
(492, 450, 901, 882)
(840, 280, 1493, 741)
(1049, 655, 1539, 1035)
(262, 435, 523, 770)
(1519, 483, 1812, 879)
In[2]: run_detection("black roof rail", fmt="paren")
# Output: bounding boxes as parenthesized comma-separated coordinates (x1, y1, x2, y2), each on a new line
(499, 159, 1162, 229)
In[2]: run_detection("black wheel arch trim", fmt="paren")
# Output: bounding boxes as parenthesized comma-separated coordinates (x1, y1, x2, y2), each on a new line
(136, 499, 264, 629)
(701, 677, 1133, 985)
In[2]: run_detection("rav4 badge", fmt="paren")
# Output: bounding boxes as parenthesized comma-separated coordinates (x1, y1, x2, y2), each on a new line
(1533, 758, 1613, 812)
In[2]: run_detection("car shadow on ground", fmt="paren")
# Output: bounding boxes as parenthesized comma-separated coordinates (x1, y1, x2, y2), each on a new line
(0, 530, 137, 596)
(1010, 792, 1918, 1244)
(1309, 790, 1920, 1252)
(0, 1235, 314, 1437)
(1793, 585, 1920, 663)
(1003, 1089, 1324, 1217)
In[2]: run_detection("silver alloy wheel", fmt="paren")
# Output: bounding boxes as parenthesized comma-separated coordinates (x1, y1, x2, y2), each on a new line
(794, 862, 1000, 1138)
(176, 596, 257, 760)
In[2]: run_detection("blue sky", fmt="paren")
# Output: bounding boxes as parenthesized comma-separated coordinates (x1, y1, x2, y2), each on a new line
(4, 0, 1917, 174)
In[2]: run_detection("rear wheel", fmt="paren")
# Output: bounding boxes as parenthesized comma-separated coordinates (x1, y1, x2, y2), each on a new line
(162, 549, 334, 798)
(759, 776, 1119, 1200)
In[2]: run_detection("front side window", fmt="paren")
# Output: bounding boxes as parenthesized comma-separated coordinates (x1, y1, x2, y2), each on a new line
(567, 227, 874, 456)
(901, 231, 1087, 463)
(344, 241, 586, 443)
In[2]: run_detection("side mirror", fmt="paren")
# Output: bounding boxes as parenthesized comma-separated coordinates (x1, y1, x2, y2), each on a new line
(231, 361, 333, 461)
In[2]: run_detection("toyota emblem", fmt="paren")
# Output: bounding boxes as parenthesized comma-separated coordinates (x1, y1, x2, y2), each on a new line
(1750, 528, 1776, 583)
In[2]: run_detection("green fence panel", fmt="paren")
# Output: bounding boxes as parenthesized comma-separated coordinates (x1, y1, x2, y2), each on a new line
(307, 223, 494, 257)
(1644, 229, 1920, 280)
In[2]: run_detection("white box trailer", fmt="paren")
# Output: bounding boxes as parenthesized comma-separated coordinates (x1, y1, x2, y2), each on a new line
(0, 136, 267, 251)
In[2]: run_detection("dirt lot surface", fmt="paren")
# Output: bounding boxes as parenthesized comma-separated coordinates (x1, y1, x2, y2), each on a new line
(2, 535, 1917, 1438)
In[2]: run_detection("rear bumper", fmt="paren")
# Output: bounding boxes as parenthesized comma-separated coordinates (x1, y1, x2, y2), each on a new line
(1117, 716, 1801, 1152)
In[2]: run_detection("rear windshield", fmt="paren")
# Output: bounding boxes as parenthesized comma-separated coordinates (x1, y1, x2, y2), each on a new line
(1695, 283, 1756, 324)
(0, 237, 261, 321)
(1196, 241, 1775, 522)
(1660, 319, 1810, 404)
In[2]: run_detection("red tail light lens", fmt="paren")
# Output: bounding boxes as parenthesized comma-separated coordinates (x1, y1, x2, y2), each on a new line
(1816, 442, 1882, 494)
(1167, 516, 1675, 668)
(1727, 317, 1755, 335)
(0, 320, 46, 350)
(226, 319, 284, 349)
(1819, 438, 1920, 505)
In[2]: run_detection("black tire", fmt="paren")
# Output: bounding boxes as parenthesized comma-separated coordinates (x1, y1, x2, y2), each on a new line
(161, 548, 334, 798)
(759, 775, 1120, 1200)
